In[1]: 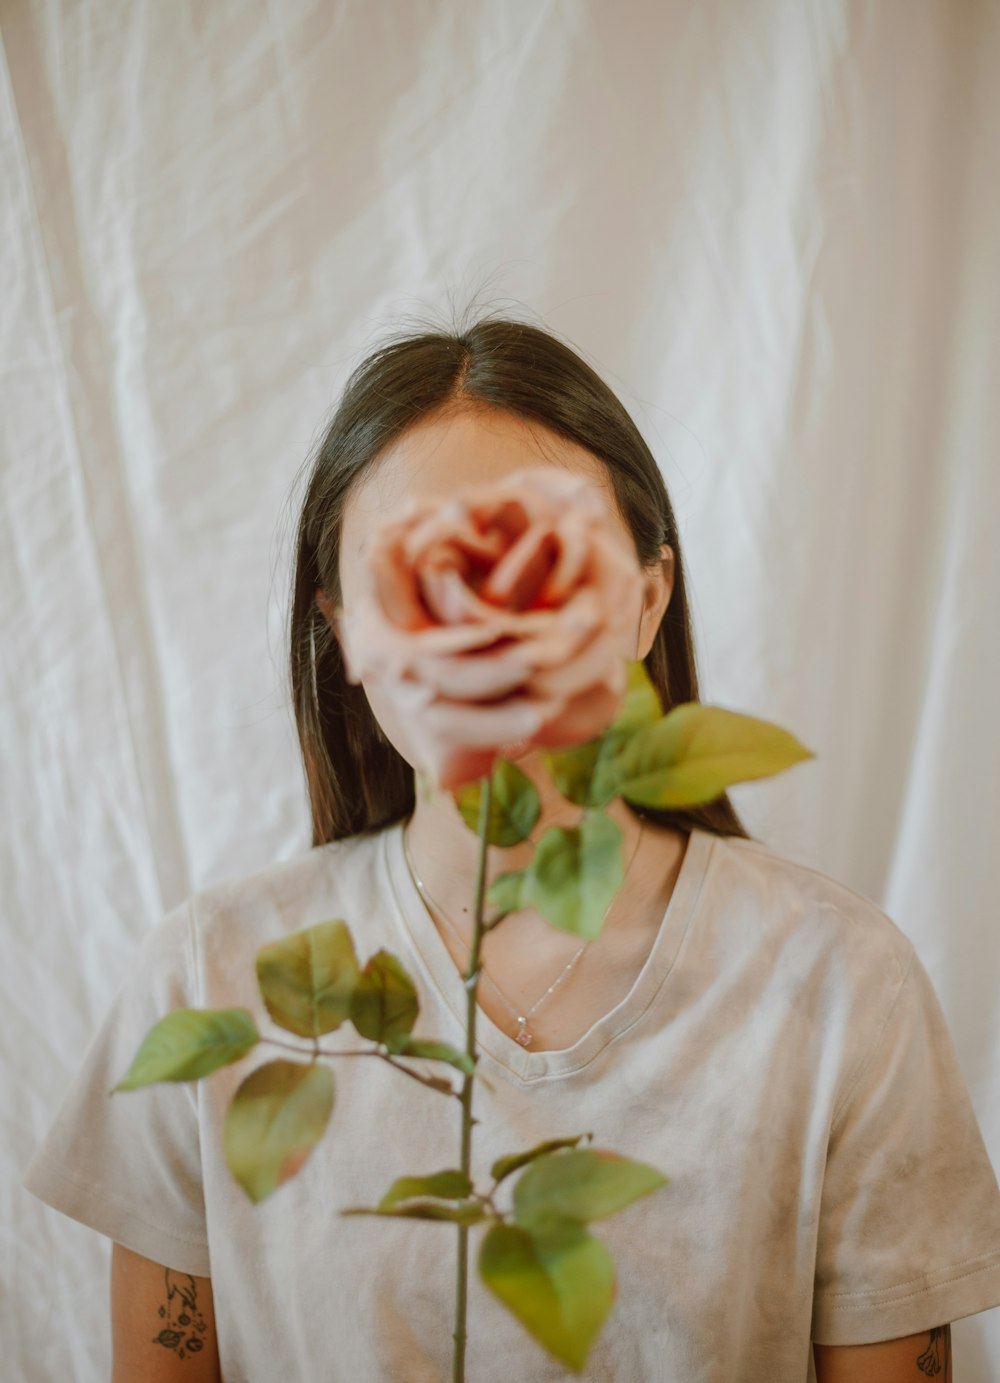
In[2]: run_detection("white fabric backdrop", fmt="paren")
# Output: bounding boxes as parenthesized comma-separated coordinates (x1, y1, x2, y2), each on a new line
(4, 1, 998, 1377)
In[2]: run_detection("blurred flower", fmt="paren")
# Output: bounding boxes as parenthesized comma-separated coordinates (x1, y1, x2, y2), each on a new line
(336, 465, 644, 789)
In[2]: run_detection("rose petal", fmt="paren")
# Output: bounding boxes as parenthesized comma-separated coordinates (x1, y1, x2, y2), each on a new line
(418, 562, 483, 626)
(406, 690, 544, 749)
(532, 679, 626, 749)
(372, 541, 435, 633)
(342, 606, 502, 673)
(402, 500, 507, 569)
(342, 583, 611, 693)
(468, 495, 532, 547)
(526, 624, 626, 701)
(343, 584, 605, 683)
(479, 522, 559, 610)
(482, 587, 603, 672)
(409, 644, 531, 700)
(534, 510, 593, 605)
(585, 525, 644, 614)
(428, 744, 502, 791)
(382, 681, 546, 789)
(506, 466, 604, 512)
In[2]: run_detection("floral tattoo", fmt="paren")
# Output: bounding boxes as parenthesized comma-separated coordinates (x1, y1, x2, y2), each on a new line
(917, 1325, 952, 1378)
(152, 1268, 208, 1360)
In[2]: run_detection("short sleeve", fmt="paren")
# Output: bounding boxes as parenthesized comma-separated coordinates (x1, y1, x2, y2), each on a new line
(812, 943, 1000, 1344)
(21, 898, 211, 1277)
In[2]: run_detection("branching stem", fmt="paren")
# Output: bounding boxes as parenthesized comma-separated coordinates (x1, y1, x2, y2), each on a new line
(259, 1036, 463, 1101)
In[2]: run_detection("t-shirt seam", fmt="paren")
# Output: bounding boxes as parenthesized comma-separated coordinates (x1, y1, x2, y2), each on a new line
(392, 824, 719, 1084)
(27, 1149, 210, 1251)
(380, 828, 500, 1069)
(827, 941, 916, 1136)
(185, 893, 203, 1008)
(725, 835, 895, 925)
(389, 826, 716, 1086)
(819, 1250, 1000, 1309)
(729, 838, 917, 979)
(177, 896, 201, 1122)
(184, 892, 214, 1188)
(497, 830, 717, 1084)
(384, 825, 561, 1083)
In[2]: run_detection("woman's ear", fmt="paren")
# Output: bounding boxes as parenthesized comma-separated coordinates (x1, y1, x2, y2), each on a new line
(315, 588, 338, 629)
(636, 545, 675, 659)
(315, 589, 349, 660)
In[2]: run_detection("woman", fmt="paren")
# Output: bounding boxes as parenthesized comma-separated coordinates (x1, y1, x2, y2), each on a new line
(23, 316, 1000, 1380)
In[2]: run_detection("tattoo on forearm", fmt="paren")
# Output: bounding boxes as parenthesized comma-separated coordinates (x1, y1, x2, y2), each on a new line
(152, 1268, 208, 1360)
(917, 1325, 952, 1378)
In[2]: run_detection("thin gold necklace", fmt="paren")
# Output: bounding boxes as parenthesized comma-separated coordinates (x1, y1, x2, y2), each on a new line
(402, 818, 645, 1048)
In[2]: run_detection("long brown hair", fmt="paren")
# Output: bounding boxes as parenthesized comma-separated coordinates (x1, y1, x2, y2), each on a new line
(288, 310, 752, 846)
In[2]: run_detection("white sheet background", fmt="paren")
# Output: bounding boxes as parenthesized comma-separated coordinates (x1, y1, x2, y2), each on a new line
(3, 1, 998, 1377)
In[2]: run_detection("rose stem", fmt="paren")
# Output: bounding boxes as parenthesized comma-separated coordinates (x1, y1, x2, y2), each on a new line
(452, 770, 492, 1383)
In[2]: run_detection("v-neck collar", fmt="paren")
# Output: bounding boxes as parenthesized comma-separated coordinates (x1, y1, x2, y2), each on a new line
(382, 819, 716, 1085)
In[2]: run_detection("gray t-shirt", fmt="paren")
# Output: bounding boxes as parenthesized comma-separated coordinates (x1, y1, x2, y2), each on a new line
(22, 823, 1000, 1381)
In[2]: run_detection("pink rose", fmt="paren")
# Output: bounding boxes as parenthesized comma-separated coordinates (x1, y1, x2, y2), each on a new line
(335, 465, 645, 790)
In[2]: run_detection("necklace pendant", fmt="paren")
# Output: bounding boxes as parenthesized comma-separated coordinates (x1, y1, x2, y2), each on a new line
(515, 1023, 533, 1047)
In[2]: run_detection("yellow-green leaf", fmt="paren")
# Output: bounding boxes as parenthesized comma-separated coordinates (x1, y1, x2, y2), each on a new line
(479, 1219, 614, 1372)
(385, 1035, 475, 1076)
(486, 869, 526, 917)
(522, 811, 623, 939)
(341, 1199, 488, 1224)
(513, 1147, 668, 1232)
(490, 1133, 594, 1186)
(377, 1168, 471, 1209)
(615, 702, 815, 807)
(255, 919, 359, 1039)
(454, 759, 541, 846)
(222, 1058, 334, 1203)
(349, 949, 419, 1045)
(111, 1007, 259, 1092)
(544, 662, 663, 808)
(545, 723, 639, 809)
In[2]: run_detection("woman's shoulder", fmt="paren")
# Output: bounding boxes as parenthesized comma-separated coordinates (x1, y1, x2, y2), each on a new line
(703, 828, 916, 987)
(178, 826, 399, 953)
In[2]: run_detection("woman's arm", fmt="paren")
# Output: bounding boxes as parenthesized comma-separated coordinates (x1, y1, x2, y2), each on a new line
(111, 1243, 221, 1382)
(814, 1325, 952, 1381)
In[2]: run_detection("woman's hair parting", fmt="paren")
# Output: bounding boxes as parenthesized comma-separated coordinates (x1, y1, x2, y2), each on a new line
(288, 308, 752, 846)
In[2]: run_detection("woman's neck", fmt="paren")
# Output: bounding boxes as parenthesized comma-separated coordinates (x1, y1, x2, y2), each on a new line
(403, 749, 686, 959)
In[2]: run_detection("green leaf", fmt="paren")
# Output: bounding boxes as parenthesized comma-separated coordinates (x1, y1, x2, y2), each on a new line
(521, 811, 623, 939)
(543, 728, 631, 809)
(255, 919, 359, 1039)
(454, 759, 541, 846)
(614, 702, 815, 808)
(479, 1219, 614, 1372)
(543, 662, 663, 808)
(111, 1007, 260, 1092)
(490, 1133, 594, 1186)
(349, 949, 420, 1045)
(543, 740, 600, 809)
(341, 1199, 488, 1224)
(222, 1058, 334, 1203)
(377, 1168, 472, 1209)
(486, 869, 526, 916)
(513, 1147, 668, 1233)
(385, 1035, 475, 1076)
